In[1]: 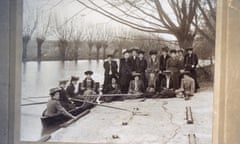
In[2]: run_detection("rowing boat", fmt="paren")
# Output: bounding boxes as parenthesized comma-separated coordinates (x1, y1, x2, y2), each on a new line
(41, 100, 94, 127)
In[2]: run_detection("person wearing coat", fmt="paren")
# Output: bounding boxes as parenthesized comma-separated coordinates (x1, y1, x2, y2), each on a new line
(129, 47, 139, 74)
(103, 54, 118, 89)
(158, 47, 170, 90)
(66, 76, 79, 98)
(102, 76, 122, 102)
(158, 70, 176, 98)
(80, 71, 96, 94)
(128, 73, 145, 94)
(166, 49, 182, 90)
(119, 49, 132, 93)
(58, 80, 74, 110)
(179, 71, 195, 100)
(184, 47, 200, 92)
(45, 87, 76, 119)
(136, 50, 147, 88)
(146, 50, 160, 81)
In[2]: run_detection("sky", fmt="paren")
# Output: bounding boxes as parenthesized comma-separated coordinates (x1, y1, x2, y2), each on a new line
(23, 0, 177, 40)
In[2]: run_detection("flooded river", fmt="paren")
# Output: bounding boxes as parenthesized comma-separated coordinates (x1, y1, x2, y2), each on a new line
(21, 60, 106, 141)
(20, 59, 211, 142)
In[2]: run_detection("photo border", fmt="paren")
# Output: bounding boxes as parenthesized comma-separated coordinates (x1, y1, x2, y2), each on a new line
(1, 0, 240, 143)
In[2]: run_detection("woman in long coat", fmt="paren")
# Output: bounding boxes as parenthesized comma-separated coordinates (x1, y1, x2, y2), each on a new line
(119, 50, 132, 93)
(146, 50, 160, 80)
(166, 49, 182, 90)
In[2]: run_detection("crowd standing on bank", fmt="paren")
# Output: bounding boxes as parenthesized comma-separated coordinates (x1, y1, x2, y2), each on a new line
(45, 46, 199, 117)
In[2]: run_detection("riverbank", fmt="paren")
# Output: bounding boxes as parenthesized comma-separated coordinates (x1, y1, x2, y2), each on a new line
(48, 84, 213, 144)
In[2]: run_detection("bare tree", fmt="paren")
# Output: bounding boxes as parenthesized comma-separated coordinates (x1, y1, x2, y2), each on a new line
(22, 9, 38, 61)
(53, 16, 73, 61)
(84, 24, 95, 60)
(76, 0, 199, 49)
(71, 22, 84, 61)
(193, 0, 216, 45)
(35, 14, 51, 61)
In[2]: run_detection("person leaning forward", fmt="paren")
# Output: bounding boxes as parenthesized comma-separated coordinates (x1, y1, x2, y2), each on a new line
(45, 88, 76, 119)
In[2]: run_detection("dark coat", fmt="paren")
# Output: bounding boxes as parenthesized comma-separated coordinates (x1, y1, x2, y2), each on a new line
(66, 83, 77, 98)
(59, 87, 71, 109)
(184, 53, 198, 70)
(103, 60, 118, 76)
(184, 53, 200, 90)
(119, 58, 132, 93)
(128, 80, 145, 93)
(160, 76, 174, 90)
(129, 56, 139, 72)
(146, 57, 160, 74)
(136, 58, 147, 73)
(103, 83, 121, 94)
(166, 57, 181, 89)
(80, 78, 95, 91)
(103, 60, 118, 88)
(159, 55, 170, 71)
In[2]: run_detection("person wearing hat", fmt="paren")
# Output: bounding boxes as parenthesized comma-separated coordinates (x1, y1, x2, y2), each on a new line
(66, 76, 79, 98)
(158, 70, 176, 98)
(179, 70, 195, 100)
(166, 49, 182, 90)
(58, 80, 74, 110)
(102, 76, 122, 102)
(119, 49, 132, 93)
(136, 50, 148, 88)
(177, 49, 185, 70)
(80, 70, 97, 97)
(158, 46, 171, 90)
(45, 88, 76, 119)
(128, 73, 145, 95)
(146, 50, 160, 81)
(129, 47, 139, 74)
(103, 54, 118, 90)
(184, 47, 200, 92)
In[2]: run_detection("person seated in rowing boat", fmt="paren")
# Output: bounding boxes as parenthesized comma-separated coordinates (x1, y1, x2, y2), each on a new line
(158, 70, 176, 98)
(66, 76, 79, 98)
(177, 70, 195, 100)
(58, 80, 75, 110)
(102, 76, 122, 102)
(45, 88, 76, 119)
(128, 73, 145, 98)
(80, 70, 96, 101)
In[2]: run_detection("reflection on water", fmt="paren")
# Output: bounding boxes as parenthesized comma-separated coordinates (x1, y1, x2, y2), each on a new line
(21, 60, 107, 141)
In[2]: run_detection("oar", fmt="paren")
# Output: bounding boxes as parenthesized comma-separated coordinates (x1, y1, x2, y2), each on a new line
(71, 98, 148, 116)
(21, 101, 48, 106)
(22, 93, 144, 100)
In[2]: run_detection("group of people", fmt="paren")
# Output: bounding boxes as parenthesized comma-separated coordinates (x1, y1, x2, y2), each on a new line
(45, 46, 200, 118)
(102, 46, 199, 100)
(45, 70, 98, 118)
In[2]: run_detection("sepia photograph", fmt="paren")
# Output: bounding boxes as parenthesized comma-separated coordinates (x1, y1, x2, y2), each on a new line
(20, 0, 215, 143)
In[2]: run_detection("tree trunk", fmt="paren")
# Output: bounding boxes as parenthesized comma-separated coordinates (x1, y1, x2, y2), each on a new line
(36, 39, 44, 61)
(74, 45, 79, 61)
(88, 42, 93, 60)
(96, 42, 102, 60)
(176, 34, 195, 49)
(59, 46, 66, 61)
(22, 36, 30, 62)
(96, 47, 101, 60)
(102, 42, 108, 60)
(22, 42, 28, 62)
